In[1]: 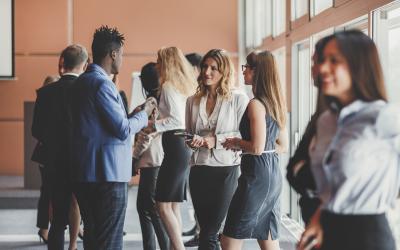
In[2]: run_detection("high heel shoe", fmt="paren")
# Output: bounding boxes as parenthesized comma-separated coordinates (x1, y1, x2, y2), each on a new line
(38, 230, 48, 244)
(78, 231, 84, 240)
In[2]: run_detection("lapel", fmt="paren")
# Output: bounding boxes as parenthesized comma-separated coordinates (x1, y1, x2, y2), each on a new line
(215, 97, 229, 132)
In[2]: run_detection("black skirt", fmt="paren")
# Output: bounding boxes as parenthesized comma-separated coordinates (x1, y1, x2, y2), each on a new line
(320, 211, 396, 250)
(155, 130, 191, 202)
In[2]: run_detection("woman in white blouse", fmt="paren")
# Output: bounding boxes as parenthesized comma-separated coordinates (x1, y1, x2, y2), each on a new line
(298, 30, 400, 250)
(185, 49, 249, 250)
(148, 47, 197, 250)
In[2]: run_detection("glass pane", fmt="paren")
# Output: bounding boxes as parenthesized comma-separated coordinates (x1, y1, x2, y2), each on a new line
(265, 0, 272, 37)
(313, 0, 333, 16)
(388, 7, 400, 19)
(273, 0, 286, 36)
(291, 0, 308, 20)
(273, 48, 286, 99)
(298, 46, 311, 136)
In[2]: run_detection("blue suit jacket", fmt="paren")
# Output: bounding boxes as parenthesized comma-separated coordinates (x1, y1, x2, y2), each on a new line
(69, 64, 148, 182)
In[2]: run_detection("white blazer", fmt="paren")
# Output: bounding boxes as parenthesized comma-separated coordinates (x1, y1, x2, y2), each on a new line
(185, 90, 249, 166)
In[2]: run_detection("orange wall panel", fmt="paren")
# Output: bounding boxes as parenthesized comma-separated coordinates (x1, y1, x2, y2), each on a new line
(0, 56, 59, 118)
(0, 122, 23, 175)
(15, 0, 69, 53)
(73, 0, 238, 54)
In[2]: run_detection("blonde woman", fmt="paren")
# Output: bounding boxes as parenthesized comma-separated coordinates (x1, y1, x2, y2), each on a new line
(221, 51, 288, 250)
(185, 49, 248, 250)
(148, 47, 197, 250)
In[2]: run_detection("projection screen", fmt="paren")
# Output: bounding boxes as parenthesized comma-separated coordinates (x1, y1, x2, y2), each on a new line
(0, 0, 14, 78)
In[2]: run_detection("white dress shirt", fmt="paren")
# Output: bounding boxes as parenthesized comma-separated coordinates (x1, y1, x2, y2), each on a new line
(317, 100, 400, 214)
(155, 83, 186, 132)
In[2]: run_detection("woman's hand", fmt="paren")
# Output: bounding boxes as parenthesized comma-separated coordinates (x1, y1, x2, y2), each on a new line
(221, 137, 241, 151)
(297, 209, 323, 250)
(203, 136, 216, 149)
(188, 135, 205, 148)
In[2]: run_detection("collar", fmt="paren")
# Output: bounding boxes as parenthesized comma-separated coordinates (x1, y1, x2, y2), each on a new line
(87, 63, 109, 78)
(62, 72, 79, 77)
(338, 99, 385, 125)
(198, 92, 222, 126)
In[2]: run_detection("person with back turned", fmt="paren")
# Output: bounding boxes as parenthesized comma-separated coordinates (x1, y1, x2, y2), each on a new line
(32, 44, 88, 250)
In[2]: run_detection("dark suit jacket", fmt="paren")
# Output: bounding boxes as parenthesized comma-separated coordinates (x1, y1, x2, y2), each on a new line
(31, 74, 77, 173)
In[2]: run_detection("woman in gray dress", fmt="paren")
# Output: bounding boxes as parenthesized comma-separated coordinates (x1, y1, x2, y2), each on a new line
(221, 51, 288, 250)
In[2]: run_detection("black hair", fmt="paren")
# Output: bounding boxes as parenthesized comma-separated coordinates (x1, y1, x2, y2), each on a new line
(185, 53, 202, 69)
(60, 44, 88, 71)
(91, 25, 125, 64)
(140, 62, 160, 100)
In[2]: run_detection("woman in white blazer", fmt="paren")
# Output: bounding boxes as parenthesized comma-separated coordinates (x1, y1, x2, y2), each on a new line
(185, 49, 249, 250)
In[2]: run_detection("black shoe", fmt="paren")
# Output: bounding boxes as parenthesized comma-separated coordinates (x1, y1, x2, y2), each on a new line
(184, 234, 199, 247)
(123, 231, 127, 236)
(182, 225, 197, 236)
(183, 234, 199, 247)
(37, 230, 48, 244)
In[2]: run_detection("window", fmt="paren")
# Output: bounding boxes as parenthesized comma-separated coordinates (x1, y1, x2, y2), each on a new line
(310, 0, 333, 16)
(291, 0, 308, 20)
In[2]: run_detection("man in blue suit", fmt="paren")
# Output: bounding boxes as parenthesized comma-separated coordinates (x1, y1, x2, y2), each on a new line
(69, 26, 156, 250)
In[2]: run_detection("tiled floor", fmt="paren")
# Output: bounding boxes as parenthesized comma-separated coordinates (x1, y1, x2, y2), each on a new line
(0, 176, 300, 249)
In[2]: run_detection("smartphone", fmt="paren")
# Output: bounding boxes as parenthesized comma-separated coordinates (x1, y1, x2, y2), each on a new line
(173, 131, 194, 140)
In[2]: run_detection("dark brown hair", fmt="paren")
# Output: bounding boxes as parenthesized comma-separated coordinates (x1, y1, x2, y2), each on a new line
(246, 51, 287, 128)
(319, 30, 387, 102)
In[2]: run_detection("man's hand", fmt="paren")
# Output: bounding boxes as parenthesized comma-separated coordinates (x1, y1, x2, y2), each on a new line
(143, 97, 157, 117)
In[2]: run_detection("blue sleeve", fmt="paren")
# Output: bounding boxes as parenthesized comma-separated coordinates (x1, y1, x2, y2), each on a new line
(95, 81, 148, 140)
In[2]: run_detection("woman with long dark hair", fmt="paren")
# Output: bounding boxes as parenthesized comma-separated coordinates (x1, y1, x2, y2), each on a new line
(298, 30, 400, 250)
(221, 51, 288, 250)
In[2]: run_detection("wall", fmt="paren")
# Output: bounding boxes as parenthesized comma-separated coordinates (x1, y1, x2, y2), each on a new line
(0, 0, 238, 175)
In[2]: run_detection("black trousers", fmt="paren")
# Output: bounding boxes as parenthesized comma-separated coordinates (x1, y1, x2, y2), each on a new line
(190, 165, 239, 250)
(320, 211, 396, 250)
(47, 167, 72, 250)
(74, 182, 128, 250)
(137, 167, 169, 250)
(36, 166, 51, 229)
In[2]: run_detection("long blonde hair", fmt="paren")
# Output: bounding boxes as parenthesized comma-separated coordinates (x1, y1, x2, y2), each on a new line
(196, 49, 234, 99)
(157, 47, 197, 97)
(247, 51, 287, 128)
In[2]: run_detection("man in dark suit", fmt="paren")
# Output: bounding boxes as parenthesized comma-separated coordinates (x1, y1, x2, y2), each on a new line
(69, 25, 156, 250)
(32, 44, 89, 250)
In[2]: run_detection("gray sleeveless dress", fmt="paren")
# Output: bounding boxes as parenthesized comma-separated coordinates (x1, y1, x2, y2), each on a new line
(223, 106, 282, 240)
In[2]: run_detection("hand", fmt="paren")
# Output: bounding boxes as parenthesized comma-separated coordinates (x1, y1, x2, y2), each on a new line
(188, 135, 205, 148)
(143, 97, 157, 117)
(221, 137, 241, 151)
(142, 120, 156, 134)
(203, 136, 216, 149)
(293, 160, 305, 177)
(297, 211, 323, 250)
